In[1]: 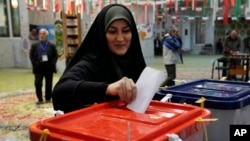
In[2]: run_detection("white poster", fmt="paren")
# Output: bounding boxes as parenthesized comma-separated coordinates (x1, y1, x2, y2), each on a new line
(137, 23, 153, 40)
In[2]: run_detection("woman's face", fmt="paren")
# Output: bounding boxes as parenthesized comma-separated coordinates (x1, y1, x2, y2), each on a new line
(106, 19, 132, 56)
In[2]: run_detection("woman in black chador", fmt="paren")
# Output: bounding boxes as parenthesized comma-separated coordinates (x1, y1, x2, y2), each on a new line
(52, 4, 146, 113)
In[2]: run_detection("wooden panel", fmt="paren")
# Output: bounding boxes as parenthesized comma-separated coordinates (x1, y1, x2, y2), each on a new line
(62, 13, 82, 64)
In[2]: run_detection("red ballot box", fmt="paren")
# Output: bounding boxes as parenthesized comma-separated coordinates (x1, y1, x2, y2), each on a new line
(29, 100, 211, 141)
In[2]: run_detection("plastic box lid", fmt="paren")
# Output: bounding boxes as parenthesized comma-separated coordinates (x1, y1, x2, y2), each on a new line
(155, 91, 250, 109)
(158, 79, 250, 101)
(29, 100, 211, 141)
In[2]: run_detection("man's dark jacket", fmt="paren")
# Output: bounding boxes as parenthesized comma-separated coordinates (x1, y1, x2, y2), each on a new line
(30, 41, 58, 74)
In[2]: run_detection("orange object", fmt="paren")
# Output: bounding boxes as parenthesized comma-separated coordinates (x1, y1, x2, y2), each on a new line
(30, 100, 211, 141)
(140, 31, 146, 39)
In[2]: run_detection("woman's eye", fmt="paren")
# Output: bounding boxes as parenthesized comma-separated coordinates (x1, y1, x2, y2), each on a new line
(107, 30, 116, 34)
(123, 29, 131, 33)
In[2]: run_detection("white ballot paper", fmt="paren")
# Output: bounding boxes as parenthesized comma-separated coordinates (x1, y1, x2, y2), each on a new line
(127, 67, 165, 113)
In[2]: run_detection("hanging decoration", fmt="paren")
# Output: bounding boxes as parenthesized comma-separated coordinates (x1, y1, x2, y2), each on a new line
(55, 0, 61, 13)
(40, 0, 49, 12)
(165, 1, 169, 22)
(188, 0, 195, 22)
(192, 0, 197, 11)
(33, 0, 37, 7)
(27, 0, 34, 10)
(83, 0, 87, 13)
(223, 0, 229, 25)
(147, 1, 150, 24)
(143, 1, 150, 24)
(155, 0, 160, 25)
(96, 0, 102, 11)
(168, 0, 173, 6)
(11, 0, 19, 9)
(89, 0, 95, 21)
(174, 0, 178, 22)
(135, 0, 138, 24)
(142, 4, 145, 23)
(202, 0, 207, 16)
(231, 0, 236, 6)
(207, 0, 211, 8)
(26, 0, 49, 12)
(185, 0, 191, 8)
(41, 0, 250, 28)
(236, 0, 241, 21)
(86, 0, 91, 15)
(107, 0, 112, 6)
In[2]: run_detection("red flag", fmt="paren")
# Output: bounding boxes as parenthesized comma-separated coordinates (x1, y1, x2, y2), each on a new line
(99, 0, 104, 9)
(136, 0, 138, 24)
(34, 0, 37, 7)
(155, 0, 159, 25)
(203, 0, 207, 6)
(192, 0, 198, 11)
(175, 0, 178, 22)
(82, 0, 86, 12)
(147, 3, 150, 24)
(166, 2, 168, 22)
(169, 0, 173, 6)
(231, 0, 236, 6)
(194, 0, 198, 11)
(185, 0, 191, 7)
(142, 4, 145, 23)
(55, 0, 61, 13)
(224, 0, 229, 25)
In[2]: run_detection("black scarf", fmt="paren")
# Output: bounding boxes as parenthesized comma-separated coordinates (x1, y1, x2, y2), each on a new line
(64, 4, 146, 82)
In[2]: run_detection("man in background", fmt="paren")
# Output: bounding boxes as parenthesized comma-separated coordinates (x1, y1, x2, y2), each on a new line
(29, 28, 58, 104)
(222, 30, 241, 80)
(160, 25, 183, 87)
(154, 33, 162, 56)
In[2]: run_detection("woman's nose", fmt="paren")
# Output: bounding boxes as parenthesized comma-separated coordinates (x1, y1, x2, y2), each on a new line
(116, 32, 124, 41)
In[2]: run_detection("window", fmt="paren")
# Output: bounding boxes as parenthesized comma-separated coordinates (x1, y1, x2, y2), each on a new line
(10, 0, 20, 37)
(0, 0, 9, 37)
(0, 0, 20, 37)
(195, 18, 206, 44)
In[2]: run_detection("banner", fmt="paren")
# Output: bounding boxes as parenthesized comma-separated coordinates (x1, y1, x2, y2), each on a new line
(54, 20, 64, 59)
(137, 23, 153, 40)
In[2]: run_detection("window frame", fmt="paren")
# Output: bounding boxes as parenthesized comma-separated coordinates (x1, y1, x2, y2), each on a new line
(195, 18, 206, 44)
(0, 0, 10, 37)
(10, 0, 21, 37)
(0, 0, 21, 38)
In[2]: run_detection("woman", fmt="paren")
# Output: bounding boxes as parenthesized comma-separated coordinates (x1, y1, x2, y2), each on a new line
(52, 4, 146, 113)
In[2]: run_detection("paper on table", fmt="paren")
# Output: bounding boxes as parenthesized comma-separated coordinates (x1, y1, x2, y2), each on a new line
(127, 67, 165, 113)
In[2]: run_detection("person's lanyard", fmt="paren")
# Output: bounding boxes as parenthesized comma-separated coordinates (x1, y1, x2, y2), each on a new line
(40, 41, 48, 52)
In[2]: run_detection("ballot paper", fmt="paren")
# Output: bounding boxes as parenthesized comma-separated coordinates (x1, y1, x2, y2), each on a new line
(127, 67, 165, 113)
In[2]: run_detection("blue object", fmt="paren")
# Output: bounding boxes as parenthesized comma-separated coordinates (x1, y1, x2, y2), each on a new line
(154, 79, 250, 109)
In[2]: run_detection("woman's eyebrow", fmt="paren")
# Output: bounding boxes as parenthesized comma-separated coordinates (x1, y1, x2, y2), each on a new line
(108, 25, 130, 29)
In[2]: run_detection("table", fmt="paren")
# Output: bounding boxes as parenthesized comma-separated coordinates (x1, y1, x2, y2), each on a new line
(228, 54, 250, 81)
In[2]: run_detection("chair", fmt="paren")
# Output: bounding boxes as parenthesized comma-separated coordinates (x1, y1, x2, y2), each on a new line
(201, 44, 213, 55)
(211, 57, 229, 79)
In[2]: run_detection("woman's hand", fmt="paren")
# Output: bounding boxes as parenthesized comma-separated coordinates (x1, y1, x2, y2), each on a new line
(106, 77, 137, 104)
